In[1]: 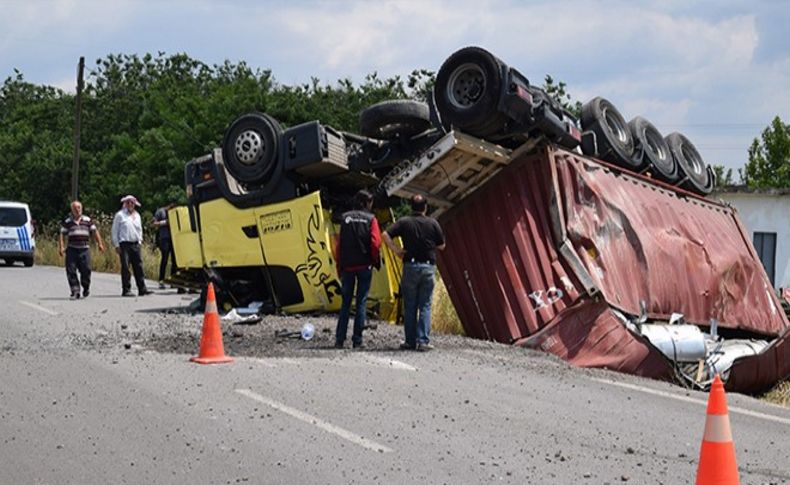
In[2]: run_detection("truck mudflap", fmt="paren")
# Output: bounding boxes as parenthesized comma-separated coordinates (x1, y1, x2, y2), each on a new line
(390, 130, 788, 392)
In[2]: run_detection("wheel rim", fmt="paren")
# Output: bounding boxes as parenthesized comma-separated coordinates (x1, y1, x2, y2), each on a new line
(603, 107, 629, 144)
(446, 63, 486, 109)
(644, 125, 670, 169)
(681, 142, 705, 176)
(234, 130, 264, 165)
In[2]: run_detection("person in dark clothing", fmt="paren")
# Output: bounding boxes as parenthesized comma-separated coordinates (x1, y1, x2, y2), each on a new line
(58, 200, 106, 299)
(382, 194, 446, 351)
(334, 190, 381, 349)
(152, 203, 177, 289)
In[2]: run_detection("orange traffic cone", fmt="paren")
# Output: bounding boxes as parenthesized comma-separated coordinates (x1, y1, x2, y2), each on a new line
(696, 374, 739, 484)
(190, 283, 233, 364)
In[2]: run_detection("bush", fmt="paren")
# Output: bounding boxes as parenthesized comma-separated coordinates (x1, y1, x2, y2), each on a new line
(762, 380, 790, 408)
(36, 235, 162, 281)
(432, 274, 464, 336)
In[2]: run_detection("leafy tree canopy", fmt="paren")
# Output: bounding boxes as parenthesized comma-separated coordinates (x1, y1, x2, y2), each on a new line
(743, 116, 790, 189)
(0, 53, 429, 224)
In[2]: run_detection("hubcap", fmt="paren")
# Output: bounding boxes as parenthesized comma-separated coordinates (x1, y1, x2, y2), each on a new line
(603, 107, 628, 144)
(234, 130, 264, 165)
(644, 126, 669, 166)
(446, 63, 486, 109)
(682, 142, 704, 175)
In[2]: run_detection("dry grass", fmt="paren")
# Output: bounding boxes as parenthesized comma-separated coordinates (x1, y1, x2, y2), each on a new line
(432, 275, 465, 336)
(35, 236, 162, 280)
(761, 380, 790, 408)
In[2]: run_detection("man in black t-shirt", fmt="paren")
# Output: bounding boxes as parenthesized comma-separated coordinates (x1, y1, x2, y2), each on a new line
(382, 195, 446, 350)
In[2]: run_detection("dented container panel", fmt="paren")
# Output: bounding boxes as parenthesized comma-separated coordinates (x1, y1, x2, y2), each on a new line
(438, 153, 583, 343)
(517, 300, 674, 379)
(552, 149, 788, 336)
(726, 328, 790, 393)
(435, 144, 789, 390)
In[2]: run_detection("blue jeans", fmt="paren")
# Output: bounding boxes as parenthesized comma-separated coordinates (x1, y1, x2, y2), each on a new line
(336, 268, 373, 345)
(401, 263, 436, 346)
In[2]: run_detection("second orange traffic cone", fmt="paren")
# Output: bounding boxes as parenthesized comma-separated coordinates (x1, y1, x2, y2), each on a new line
(191, 283, 233, 364)
(696, 374, 739, 485)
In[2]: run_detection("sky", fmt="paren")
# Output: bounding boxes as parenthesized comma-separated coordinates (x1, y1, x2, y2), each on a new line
(1, 0, 788, 174)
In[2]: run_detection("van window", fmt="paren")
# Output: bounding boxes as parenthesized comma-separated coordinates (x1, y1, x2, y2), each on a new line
(0, 207, 27, 226)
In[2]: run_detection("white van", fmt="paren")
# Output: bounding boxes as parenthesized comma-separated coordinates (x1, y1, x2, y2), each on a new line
(0, 201, 36, 267)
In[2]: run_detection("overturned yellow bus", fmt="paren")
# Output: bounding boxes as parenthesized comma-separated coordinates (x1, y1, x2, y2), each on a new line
(167, 106, 435, 319)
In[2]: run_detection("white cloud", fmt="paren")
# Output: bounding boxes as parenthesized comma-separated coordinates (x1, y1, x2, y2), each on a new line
(0, 0, 786, 172)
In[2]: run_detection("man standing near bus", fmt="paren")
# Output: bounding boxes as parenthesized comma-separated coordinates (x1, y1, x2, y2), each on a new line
(382, 195, 446, 351)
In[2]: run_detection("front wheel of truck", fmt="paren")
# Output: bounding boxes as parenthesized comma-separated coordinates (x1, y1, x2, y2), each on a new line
(435, 46, 508, 137)
(222, 112, 282, 185)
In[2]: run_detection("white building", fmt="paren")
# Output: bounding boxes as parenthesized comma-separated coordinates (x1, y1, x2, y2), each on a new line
(716, 187, 790, 289)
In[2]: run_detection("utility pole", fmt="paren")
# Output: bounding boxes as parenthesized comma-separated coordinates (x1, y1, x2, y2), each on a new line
(71, 56, 84, 200)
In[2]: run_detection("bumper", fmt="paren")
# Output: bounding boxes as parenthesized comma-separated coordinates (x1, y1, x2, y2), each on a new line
(0, 249, 35, 259)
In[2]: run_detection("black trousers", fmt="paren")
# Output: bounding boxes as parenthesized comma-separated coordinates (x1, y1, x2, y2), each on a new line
(65, 247, 91, 294)
(157, 237, 176, 282)
(119, 241, 147, 292)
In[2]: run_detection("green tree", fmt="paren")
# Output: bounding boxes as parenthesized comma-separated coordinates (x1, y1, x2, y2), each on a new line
(542, 75, 582, 118)
(0, 52, 429, 225)
(711, 164, 740, 187)
(743, 116, 790, 188)
(0, 72, 74, 222)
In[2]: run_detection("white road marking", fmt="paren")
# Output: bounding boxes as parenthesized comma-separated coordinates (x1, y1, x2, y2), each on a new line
(18, 300, 59, 316)
(236, 389, 393, 453)
(363, 355, 417, 372)
(591, 377, 790, 426)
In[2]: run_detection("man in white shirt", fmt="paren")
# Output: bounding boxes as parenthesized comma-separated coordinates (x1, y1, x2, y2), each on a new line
(111, 195, 150, 297)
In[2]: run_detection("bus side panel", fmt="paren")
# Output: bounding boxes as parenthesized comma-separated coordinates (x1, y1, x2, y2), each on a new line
(255, 192, 342, 313)
(169, 206, 203, 269)
(200, 199, 265, 267)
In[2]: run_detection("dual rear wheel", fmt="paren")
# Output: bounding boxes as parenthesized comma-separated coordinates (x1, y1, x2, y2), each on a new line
(580, 97, 714, 195)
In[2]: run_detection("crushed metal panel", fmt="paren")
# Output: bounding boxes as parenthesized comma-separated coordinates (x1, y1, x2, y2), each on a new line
(552, 148, 789, 336)
(726, 328, 790, 394)
(517, 300, 674, 379)
(437, 151, 583, 343)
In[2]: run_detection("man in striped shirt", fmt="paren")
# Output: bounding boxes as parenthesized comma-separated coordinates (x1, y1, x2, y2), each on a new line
(59, 200, 106, 299)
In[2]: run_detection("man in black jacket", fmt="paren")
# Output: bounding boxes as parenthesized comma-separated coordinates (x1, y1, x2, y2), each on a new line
(334, 190, 381, 349)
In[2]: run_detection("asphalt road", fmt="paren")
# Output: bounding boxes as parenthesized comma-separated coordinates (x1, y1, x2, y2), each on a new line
(1, 265, 789, 484)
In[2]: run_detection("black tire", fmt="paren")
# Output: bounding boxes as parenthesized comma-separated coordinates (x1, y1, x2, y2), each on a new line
(628, 116, 678, 181)
(2, 259, 13, 266)
(434, 46, 508, 137)
(580, 97, 635, 168)
(359, 100, 431, 140)
(23, 257, 33, 267)
(666, 132, 714, 195)
(222, 112, 282, 184)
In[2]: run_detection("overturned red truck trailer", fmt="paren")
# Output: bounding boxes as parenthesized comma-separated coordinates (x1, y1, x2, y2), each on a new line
(384, 132, 789, 393)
